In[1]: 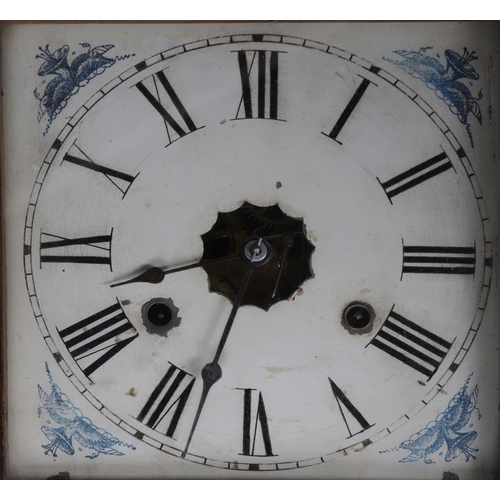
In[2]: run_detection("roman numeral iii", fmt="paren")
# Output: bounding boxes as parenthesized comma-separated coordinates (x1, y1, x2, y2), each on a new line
(237, 388, 276, 459)
(379, 152, 454, 201)
(324, 66, 380, 144)
(136, 363, 195, 439)
(402, 244, 476, 276)
(368, 310, 453, 379)
(40, 230, 113, 269)
(57, 302, 138, 377)
(135, 69, 200, 145)
(235, 50, 281, 120)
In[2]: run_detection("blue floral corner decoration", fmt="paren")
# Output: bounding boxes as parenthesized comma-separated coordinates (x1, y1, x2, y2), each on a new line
(383, 47, 482, 147)
(34, 43, 134, 136)
(38, 362, 135, 459)
(395, 374, 480, 464)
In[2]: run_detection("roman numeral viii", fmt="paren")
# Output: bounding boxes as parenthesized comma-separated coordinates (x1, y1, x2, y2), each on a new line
(329, 378, 374, 438)
(40, 230, 112, 269)
(235, 50, 281, 120)
(135, 68, 200, 145)
(368, 310, 453, 379)
(402, 244, 476, 276)
(324, 66, 380, 144)
(64, 144, 137, 197)
(379, 152, 454, 201)
(136, 363, 195, 439)
(57, 302, 138, 377)
(238, 388, 276, 459)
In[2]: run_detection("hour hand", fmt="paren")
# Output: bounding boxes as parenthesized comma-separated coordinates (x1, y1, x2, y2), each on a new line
(110, 254, 241, 288)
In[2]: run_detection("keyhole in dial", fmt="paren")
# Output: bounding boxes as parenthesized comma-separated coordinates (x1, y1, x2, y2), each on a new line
(342, 302, 375, 334)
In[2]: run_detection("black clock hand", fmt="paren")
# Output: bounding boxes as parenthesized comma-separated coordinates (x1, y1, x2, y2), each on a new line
(271, 234, 294, 299)
(110, 253, 241, 288)
(181, 239, 262, 459)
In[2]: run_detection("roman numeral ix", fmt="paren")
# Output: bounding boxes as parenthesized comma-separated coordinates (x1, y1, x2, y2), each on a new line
(368, 310, 453, 379)
(235, 50, 281, 120)
(58, 302, 138, 377)
(40, 230, 113, 269)
(135, 69, 200, 145)
(136, 363, 195, 439)
(402, 244, 476, 276)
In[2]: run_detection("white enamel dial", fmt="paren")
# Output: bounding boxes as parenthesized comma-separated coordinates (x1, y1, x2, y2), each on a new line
(25, 34, 491, 471)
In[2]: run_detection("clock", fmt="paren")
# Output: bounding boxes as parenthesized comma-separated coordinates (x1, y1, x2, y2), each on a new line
(2, 22, 499, 479)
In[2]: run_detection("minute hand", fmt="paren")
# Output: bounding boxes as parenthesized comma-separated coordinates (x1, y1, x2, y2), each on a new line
(181, 240, 261, 459)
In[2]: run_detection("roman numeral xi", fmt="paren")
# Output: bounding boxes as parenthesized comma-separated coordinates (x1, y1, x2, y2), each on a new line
(135, 68, 200, 145)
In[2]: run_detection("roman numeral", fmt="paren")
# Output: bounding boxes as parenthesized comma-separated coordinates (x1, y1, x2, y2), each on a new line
(368, 310, 453, 379)
(63, 144, 137, 197)
(40, 230, 113, 269)
(402, 244, 476, 275)
(379, 152, 454, 201)
(324, 66, 380, 144)
(328, 378, 374, 438)
(57, 302, 138, 377)
(237, 388, 276, 457)
(135, 69, 199, 145)
(235, 50, 280, 120)
(136, 363, 195, 439)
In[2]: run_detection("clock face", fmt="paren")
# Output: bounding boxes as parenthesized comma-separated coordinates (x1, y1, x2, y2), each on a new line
(24, 34, 492, 471)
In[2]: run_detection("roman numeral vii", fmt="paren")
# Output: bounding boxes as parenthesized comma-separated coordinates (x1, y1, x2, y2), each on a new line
(136, 363, 195, 439)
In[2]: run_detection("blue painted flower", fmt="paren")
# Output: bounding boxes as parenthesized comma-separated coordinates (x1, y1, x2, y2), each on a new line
(38, 363, 135, 459)
(34, 43, 133, 135)
(384, 47, 482, 146)
(399, 377, 479, 464)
